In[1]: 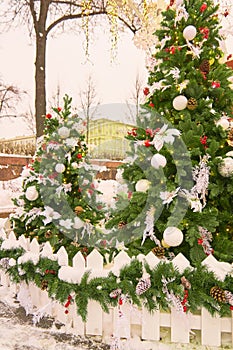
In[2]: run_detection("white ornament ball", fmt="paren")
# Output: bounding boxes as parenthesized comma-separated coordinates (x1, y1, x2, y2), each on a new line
(135, 179, 150, 192)
(151, 154, 167, 169)
(71, 162, 79, 169)
(218, 157, 233, 177)
(73, 217, 84, 229)
(25, 186, 39, 201)
(172, 95, 188, 111)
(163, 227, 183, 247)
(55, 163, 66, 173)
(216, 118, 230, 130)
(58, 126, 70, 139)
(183, 25, 197, 41)
(226, 151, 233, 158)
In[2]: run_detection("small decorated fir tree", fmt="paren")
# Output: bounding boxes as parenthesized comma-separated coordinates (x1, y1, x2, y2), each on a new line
(11, 95, 105, 259)
(106, 0, 233, 265)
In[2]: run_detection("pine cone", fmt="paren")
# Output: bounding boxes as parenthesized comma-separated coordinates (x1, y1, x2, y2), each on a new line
(187, 97, 198, 110)
(136, 277, 151, 295)
(118, 221, 126, 229)
(227, 128, 233, 146)
(45, 230, 52, 238)
(152, 246, 165, 258)
(200, 59, 210, 73)
(41, 280, 48, 290)
(210, 286, 226, 303)
(75, 206, 84, 215)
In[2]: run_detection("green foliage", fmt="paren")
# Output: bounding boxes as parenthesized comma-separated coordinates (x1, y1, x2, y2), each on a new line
(105, 0, 233, 265)
(1, 246, 232, 322)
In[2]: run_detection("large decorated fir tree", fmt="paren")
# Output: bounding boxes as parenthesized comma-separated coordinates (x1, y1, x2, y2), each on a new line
(11, 95, 105, 259)
(106, 0, 233, 265)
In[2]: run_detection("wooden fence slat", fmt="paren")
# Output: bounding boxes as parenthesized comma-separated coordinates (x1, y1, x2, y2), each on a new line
(30, 238, 40, 254)
(141, 306, 160, 341)
(201, 307, 221, 346)
(172, 253, 191, 273)
(69, 303, 85, 336)
(56, 246, 69, 266)
(18, 234, 29, 250)
(170, 308, 190, 343)
(86, 300, 103, 336)
(86, 248, 103, 269)
(28, 281, 41, 309)
(40, 241, 54, 259)
(72, 251, 85, 270)
(113, 304, 131, 340)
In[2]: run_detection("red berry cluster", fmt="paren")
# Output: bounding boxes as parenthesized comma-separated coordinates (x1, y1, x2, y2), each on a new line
(200, 135, 208, 147)
(64, 295, 73, 314)
(181, 289, 189, 312)
(212, 81, 221, 88)
(127, 128, 137, 137)
(199, 27, 209, 39)
(45, 269, 56, 275)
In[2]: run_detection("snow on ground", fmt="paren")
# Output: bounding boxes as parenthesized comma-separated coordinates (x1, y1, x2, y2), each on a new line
(0, 291, 226, 350)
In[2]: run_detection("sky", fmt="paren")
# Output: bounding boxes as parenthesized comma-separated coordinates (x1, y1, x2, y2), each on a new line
(0, 23, 148, 138)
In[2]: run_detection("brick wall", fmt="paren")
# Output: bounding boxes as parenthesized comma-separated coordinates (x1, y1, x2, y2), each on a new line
(0, 155, 122, 181)
(0, 155, 32, 181)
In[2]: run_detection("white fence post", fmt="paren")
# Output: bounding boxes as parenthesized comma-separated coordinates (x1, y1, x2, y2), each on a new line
(201, 307, 221, 346)
(86, 249, 103, 336)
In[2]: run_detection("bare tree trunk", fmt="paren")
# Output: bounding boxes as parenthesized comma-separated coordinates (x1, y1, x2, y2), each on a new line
(35, 32, 47, 137)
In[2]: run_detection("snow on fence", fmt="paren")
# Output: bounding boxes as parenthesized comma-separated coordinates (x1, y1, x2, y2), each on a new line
(0, 230, 232, 348)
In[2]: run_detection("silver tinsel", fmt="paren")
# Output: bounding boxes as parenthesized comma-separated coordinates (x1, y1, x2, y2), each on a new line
(141, 206, 160, 246)
(225, 290, 233, 306)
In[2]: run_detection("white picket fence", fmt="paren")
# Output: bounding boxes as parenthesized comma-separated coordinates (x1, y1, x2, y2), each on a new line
(0, 229, 232, 348)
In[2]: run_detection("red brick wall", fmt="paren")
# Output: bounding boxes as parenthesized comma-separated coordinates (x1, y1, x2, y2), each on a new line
(0, 155, 32, 181)
(0, 155, 122, 181)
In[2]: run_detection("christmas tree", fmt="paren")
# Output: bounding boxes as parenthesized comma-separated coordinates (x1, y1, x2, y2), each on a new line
(11, 95, 105, 260)
(106, 0, 233, 265)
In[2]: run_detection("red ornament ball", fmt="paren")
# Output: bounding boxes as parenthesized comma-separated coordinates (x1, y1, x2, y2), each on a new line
(144, 140, 151, 147)
(149, 102, 154, 108)
(200, 3, 207, 12)
(143, 87, 150, 96)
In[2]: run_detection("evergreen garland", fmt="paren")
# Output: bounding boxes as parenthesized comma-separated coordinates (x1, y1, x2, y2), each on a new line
(0, 243, 232, 322)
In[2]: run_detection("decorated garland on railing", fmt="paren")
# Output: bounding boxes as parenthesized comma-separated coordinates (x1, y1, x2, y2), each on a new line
(0, 239, 232, 322)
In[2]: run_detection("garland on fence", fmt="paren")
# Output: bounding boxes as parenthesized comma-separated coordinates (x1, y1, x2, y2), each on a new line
(0, 240, 232, 322)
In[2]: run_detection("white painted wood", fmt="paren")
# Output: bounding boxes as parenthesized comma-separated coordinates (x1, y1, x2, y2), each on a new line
(30, 238, 40, 254)
(72, 251, 85, 270)
(86, 249, 103, 270)
(170, 308, 190, 343)
(113, 303, 131, 339)
(145, 251, 161, 268)
(18, 234, 29, 250)
(141, 306, 160, 341)
(40, 241, 54, 259)
(172, 253, 191, 273)
(56, 246, 69, 266)
(86, 300, 103, 336)
(112, 251, 131, 276)
(0, 270, 10, 288)
(201, 307, 221, 346)
(28, 282, 41, 308)
(69, 303, 85, 336)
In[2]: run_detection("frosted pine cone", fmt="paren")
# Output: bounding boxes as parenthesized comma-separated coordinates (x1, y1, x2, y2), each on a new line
(136, 277, 151, 295)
